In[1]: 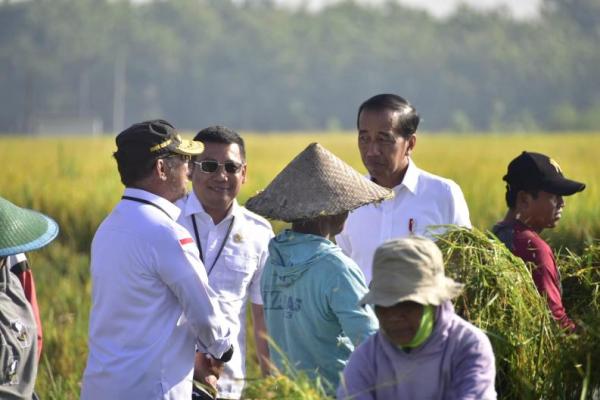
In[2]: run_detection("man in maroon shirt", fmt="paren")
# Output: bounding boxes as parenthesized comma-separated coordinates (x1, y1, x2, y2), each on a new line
(493, 151, 585, 332)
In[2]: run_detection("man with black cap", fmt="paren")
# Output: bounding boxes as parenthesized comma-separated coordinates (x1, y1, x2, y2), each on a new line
(492, 151, 586, 332)
(81, 120, 233, 400)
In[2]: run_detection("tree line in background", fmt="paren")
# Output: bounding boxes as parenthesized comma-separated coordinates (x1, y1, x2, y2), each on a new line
(1, 0, 598, 134)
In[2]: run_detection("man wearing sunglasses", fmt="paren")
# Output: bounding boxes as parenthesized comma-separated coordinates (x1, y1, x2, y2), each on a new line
(177, 126, 273, 400)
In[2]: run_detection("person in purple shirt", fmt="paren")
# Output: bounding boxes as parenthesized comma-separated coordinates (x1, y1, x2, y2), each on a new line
(338, 236, 496, 400)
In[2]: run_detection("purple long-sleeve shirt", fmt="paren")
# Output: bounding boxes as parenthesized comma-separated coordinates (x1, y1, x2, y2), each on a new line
(337, 301, 496, 400)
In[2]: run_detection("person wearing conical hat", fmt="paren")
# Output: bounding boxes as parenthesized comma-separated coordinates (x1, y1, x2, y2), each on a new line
(336, 94, 471, 283)
(0, 196, 59, 399)
(338, 237, 496, 400)
(245, 142, 393, 395)
(492, 151, 586, 332)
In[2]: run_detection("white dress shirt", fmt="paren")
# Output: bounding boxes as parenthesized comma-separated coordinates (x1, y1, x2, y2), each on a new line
(81, 188, 231, 400)
(177, 193, 273, 399)
(336, 160, 471, 283)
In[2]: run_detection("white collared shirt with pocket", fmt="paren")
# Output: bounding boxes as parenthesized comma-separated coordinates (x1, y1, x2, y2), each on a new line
(336, 160, 471, 283)
(177, 193, 273, 400)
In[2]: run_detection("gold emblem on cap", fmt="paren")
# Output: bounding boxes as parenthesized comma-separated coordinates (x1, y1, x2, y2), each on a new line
(549, 158, 562, 174)
(150, 138, 172, 152)
(149, 134, 183, 153)
(233, 233, 244, 243)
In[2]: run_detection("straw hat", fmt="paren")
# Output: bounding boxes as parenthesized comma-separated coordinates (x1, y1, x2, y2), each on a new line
(245, 143, 393, 222)
(0, 196, 59, 257)
(360, 236, 463, 307)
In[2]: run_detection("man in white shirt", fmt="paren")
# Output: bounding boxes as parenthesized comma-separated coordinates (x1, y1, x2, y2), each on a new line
(336, 94, 471, 282)
(177, 126, 272, 400)
(82, 120, 233, 400)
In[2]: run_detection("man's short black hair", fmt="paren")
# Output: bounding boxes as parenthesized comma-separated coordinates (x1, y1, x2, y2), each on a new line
(357, 94, 420, 139)
(194, 125, 246, 160)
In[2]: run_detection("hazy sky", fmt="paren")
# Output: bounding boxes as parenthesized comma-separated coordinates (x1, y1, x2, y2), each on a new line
(272, 0, 542, 18)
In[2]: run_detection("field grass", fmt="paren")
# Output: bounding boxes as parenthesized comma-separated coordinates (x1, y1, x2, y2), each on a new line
(1, 132, 599, 399)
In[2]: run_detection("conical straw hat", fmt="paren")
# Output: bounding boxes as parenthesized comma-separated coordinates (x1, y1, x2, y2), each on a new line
(0, 196, 59, 257)
(245, 143, 393, 222)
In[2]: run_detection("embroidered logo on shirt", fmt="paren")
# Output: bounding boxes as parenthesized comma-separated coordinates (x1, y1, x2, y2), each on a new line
(179, 237, 194, 246)
(233, 233, 244, 243)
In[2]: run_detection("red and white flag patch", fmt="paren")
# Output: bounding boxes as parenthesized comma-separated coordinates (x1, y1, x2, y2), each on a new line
(179, 237, 194, 246)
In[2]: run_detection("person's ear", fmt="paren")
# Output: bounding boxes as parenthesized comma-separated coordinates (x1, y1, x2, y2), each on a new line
(515, 190, 532, 212)
(155, 158, 168, 181)
(407, 134, 417, 156)
(240, 163, 247, 185)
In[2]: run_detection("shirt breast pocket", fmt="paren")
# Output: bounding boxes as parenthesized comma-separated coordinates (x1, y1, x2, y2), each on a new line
(212, 254, 258, 301)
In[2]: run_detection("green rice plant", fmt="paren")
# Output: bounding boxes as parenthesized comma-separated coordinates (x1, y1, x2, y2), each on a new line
(244, 228, 600, 399)
(243, 338, 331, 400)
(2, 133, 599, 252)
(243, 374, 330, 400)
(27, 244, 91, 399)
(553, 243, 600, 399)
(1, 133, 599, 399)
(437, 227, 600, 399)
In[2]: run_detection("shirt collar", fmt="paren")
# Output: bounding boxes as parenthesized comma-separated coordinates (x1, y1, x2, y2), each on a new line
(183, 191, 239, 225)
(392, 158, 419, 195)
(123, 187, 182, 220)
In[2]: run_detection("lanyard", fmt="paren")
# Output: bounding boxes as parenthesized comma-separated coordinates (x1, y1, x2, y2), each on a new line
(192, 214, 235, 276)
(121, 195, 172, 220)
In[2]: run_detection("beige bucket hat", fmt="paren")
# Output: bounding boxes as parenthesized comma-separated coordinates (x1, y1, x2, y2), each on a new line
(245, 143, 393, 222)
(360, 236, 463, 307)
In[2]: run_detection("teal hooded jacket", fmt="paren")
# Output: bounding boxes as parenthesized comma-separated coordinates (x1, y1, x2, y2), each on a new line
(261, 230, 378, 394)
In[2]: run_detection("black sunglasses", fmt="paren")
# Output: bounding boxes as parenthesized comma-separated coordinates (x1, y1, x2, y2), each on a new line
(193, 160, 244, 174)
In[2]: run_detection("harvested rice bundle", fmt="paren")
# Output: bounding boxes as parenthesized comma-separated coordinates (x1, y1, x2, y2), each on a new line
(438, 228, 600, 398)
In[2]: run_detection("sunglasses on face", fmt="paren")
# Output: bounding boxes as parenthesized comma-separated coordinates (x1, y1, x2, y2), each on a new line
(193, 160, 244, 174)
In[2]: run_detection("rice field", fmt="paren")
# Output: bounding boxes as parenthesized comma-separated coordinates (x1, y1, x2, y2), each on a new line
(1, 132, 599, 399)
